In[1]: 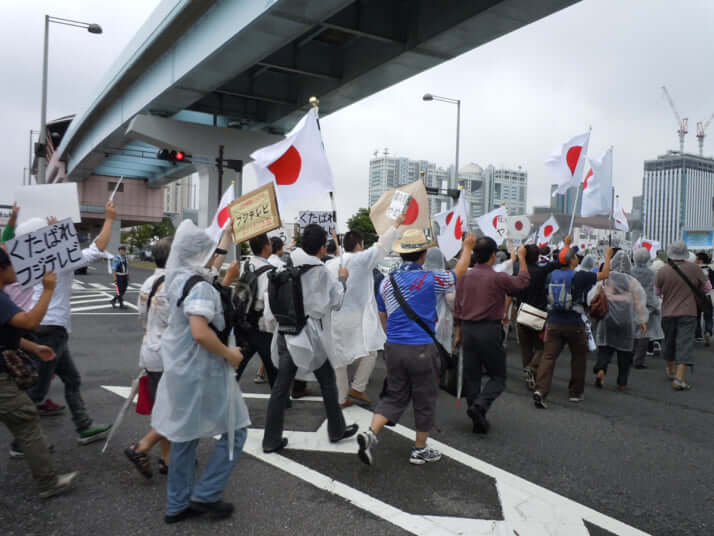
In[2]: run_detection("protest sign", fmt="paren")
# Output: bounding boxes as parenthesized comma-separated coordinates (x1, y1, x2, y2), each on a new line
(370, 179, 430, 235)
(229, 183, 281, 243)
(14, 183, 81, 224)
(5, 218, 85, 288)
(298, 211, 336, 234)
(387, 190, 412, 220)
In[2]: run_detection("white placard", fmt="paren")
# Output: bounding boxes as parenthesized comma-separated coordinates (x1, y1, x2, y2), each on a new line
(387, 190, 412, 220)
(298, 211, 336, 234)
(14, 183, 81, 224)
(5, 218, 85, 288)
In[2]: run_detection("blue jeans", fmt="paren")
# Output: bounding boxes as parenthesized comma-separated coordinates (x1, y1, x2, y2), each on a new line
(167, 427, 248, 515)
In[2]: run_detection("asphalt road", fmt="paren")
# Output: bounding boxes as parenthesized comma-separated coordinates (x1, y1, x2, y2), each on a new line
(1, 265, 712, 535)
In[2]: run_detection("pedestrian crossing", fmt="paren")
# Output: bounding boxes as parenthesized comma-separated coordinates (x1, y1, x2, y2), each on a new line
(71, 279, 142, 292)
(71, 279, 140, 315)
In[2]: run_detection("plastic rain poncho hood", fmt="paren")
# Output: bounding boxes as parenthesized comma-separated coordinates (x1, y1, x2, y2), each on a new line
(326, 227, 398, 363)
(152, 220, 250, 445)
(631, 248, 664, 340)
(424, 247, 455, 352)
(592, 251, 650, 351)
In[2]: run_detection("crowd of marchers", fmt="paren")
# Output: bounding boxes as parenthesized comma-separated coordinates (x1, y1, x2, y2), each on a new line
(1, 203, 709, 524)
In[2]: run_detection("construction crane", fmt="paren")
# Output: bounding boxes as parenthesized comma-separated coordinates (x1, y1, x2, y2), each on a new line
(696, 114, 714, 156)
(662, 85, 688, 153)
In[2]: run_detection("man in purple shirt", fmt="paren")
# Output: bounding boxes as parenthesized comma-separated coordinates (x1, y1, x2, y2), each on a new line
(454, 238, 529, 434)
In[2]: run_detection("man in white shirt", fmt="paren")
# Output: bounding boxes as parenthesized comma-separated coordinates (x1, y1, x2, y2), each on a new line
(234, 234, 278, 387)
(268, 236, 286, 269)
(326, 217, 401, 407)
(24, 202, 116, 445)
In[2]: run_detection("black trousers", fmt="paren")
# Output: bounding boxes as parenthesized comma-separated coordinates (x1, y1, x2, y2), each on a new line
(594, 345, 633, 387)
(462, 321, 506, 414)
(262, 334, 345, 451)
(112, 275, 128, 306)
(235, 330, 278, 387)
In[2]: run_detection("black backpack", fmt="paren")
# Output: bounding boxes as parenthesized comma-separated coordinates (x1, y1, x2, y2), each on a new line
(267, 265, 318, 335)
(232, 261, 275, 336)
(177, 275, 233, 345)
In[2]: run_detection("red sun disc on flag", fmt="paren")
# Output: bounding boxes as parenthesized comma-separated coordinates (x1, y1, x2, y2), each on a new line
(217, 206, 231, 228)
(268, 145, 302, 185)
(454, 217, 463, 240)
(493, 216, 499, 229)
(584, 169, 593, 189)
(403, 198, 419, 225)
(642, 241, 652, 251)
(544, 225, 554, 237)
(515, 220, 523, 231)
(566, 146, 582, 176)
(446, 211, 454, 225)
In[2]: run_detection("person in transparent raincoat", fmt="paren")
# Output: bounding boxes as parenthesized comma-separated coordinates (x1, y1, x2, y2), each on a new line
(591, 251, 648, 391)
(151, 220, 249, 524)
(631, 248, 664, 368)
(423, 247, 455, 354)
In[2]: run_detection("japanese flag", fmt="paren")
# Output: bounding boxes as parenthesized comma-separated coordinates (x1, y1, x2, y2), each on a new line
(546, 131, 590, 196)
(476, 206, 508, 245)
(581, 147, 614, 218)
(613, 197, 629, 232)
(434, 192, 469, 260)
(537, 215, 559, 248)
(635, 238, 661, 260)
(205, 183, 235, 246)
(251, 108, 336, 201)
(370, 179, 431, 236)
(507, 215, 532, 240)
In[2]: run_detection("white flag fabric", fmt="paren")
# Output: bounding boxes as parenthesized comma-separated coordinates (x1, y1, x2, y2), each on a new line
(581, 147, 614, 217)
(476, 206, 508, 245)
(546, 131, 590, 196)
(370, 179, 431, 236)
(434, 192, 469, 260)
(537, 215, 560, 247)
(613, 197, 629, 232)
(634, 237, 661, 259)
(251, 108, 336, 201)
(205, 183, 235, 246)
(507, 214, 532, 240)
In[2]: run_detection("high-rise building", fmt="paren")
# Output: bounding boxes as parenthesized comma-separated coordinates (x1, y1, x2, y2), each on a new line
(642, 151, 714, 247)
(485, 166, 527, 215)
(550, 184, 582, 216)
(457, 163, 487, 221)
(164, 175, 194, 216)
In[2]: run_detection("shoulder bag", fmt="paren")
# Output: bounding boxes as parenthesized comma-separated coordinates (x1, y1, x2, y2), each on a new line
(516, 303, 548, 331)
(667, 260, 713, 315)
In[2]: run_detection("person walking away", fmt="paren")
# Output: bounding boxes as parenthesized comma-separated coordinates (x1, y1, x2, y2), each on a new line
(512, 242, 565, 390)
(326, 217, 401, 408)
(151, 220, 248, 523)
(262, 224, 358, 453)
(455, 238, 530, 433)
(656, 241, 710, 390)
(124, 237, 173, 478)
(356, 230, 475, 466)
(694, 252, 713, 345)
(22, 203, 116, 444)
(423, 247, 455, 355)
(268, 236, 286, 269)
(0, 250, 78, 498)
(631, 248, 664, 369)
(591, 252, 648, 391)
(533, 246, 614, 408)
(111, 245, 129, 308)
(233, 234, 279, 388)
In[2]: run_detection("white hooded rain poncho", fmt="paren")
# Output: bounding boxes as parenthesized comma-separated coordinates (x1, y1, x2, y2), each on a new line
(326, 227, 398, 363)
(592, 251, 649, 352)
(631, 247, 664, 341)
(424, 247, 455, 353)
(152, 220, 250, 444)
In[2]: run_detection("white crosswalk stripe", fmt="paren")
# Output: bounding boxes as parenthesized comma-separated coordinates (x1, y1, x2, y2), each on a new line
(71, 279, 138, 314)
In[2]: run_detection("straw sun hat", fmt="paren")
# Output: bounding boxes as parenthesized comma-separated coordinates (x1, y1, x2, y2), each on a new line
(392, 228, 436, 254)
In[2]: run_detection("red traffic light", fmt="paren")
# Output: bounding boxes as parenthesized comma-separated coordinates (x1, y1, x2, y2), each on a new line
(175, 151, 185, 161)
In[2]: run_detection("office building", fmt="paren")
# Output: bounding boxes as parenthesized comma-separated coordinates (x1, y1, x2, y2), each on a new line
(164, 174, 194, 217)
(550, 184, 582, 216)
(485, 166, 528, 215)
(642, 151, 714, 247)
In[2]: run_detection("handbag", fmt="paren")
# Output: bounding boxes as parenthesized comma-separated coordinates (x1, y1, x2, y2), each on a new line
(589, 285, 609, 321)
(667, 260, 714, 315)
(1, 348, 38, 390)
(135, 374, 153, 415)
(516, 303, 547, 331)
(388, 274, 456, 393)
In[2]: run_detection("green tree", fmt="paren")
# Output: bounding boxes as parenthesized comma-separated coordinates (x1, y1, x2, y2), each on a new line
(346, 208, 377, 247)
(122, 217, 175, 252)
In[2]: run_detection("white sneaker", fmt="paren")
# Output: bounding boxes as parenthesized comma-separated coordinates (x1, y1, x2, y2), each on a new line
(409, 446, 442, 465)
(39, 472, 78, 499)
(357, 430, 378, 466)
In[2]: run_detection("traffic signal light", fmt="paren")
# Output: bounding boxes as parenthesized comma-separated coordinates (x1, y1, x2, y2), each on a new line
(157, 149, 191, 163)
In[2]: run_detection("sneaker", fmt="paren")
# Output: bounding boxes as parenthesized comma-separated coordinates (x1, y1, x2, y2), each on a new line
(646, 351, 655, 357)
(695, 337, 705, 343)
(164, 506, 203, 524)
(36, 399, 65, 417)
(523, 368, 536, 391)
(467, 404, 490, 434)
(568, 395, 584, 403)
(77, 424, 111, 445)
(653, 342, 662, 354)
(533, 391, 547, 409)
(706, 334, 712, 347)
(409, 446, 442, 465)
(189, 500, 234, 519)
(357, 430, 378, 466)
(253, 371, 266, 384)
(10, 440, 55, 459)
(39, 472, 78, 499)
(672, 379, 692, 391)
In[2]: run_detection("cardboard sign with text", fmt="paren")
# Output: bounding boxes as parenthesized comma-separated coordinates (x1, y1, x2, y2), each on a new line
(14, 183, 81, 224)
(298, 211, 336, 234)
(5, 218, 85, 288)
(229, 183, 282, 243)
(370, 179, 431, 235)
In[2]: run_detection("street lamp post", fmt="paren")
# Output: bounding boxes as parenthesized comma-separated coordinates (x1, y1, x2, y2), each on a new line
(37, 15, 102, 184)
(423, 93, 461, 201)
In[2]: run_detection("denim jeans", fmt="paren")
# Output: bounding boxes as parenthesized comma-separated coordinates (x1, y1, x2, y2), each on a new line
(167, 427, 248, 515)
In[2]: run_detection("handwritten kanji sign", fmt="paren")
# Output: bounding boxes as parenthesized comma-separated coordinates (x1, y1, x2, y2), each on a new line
(229, 183, 282, 243)
(6, 218, 85, 288)
(298, 211, 336, 234)
(387, 190, 412, 220)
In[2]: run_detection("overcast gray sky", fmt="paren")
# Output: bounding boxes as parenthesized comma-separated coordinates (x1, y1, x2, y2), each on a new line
(3, 0, 714, 223)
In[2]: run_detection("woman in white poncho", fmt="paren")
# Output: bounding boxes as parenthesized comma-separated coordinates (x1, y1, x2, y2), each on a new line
(151, 220, 249, 523)
(631, 248, 664, 368)
(424, 247, 455, 353)
(591, 251, 649, 391)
